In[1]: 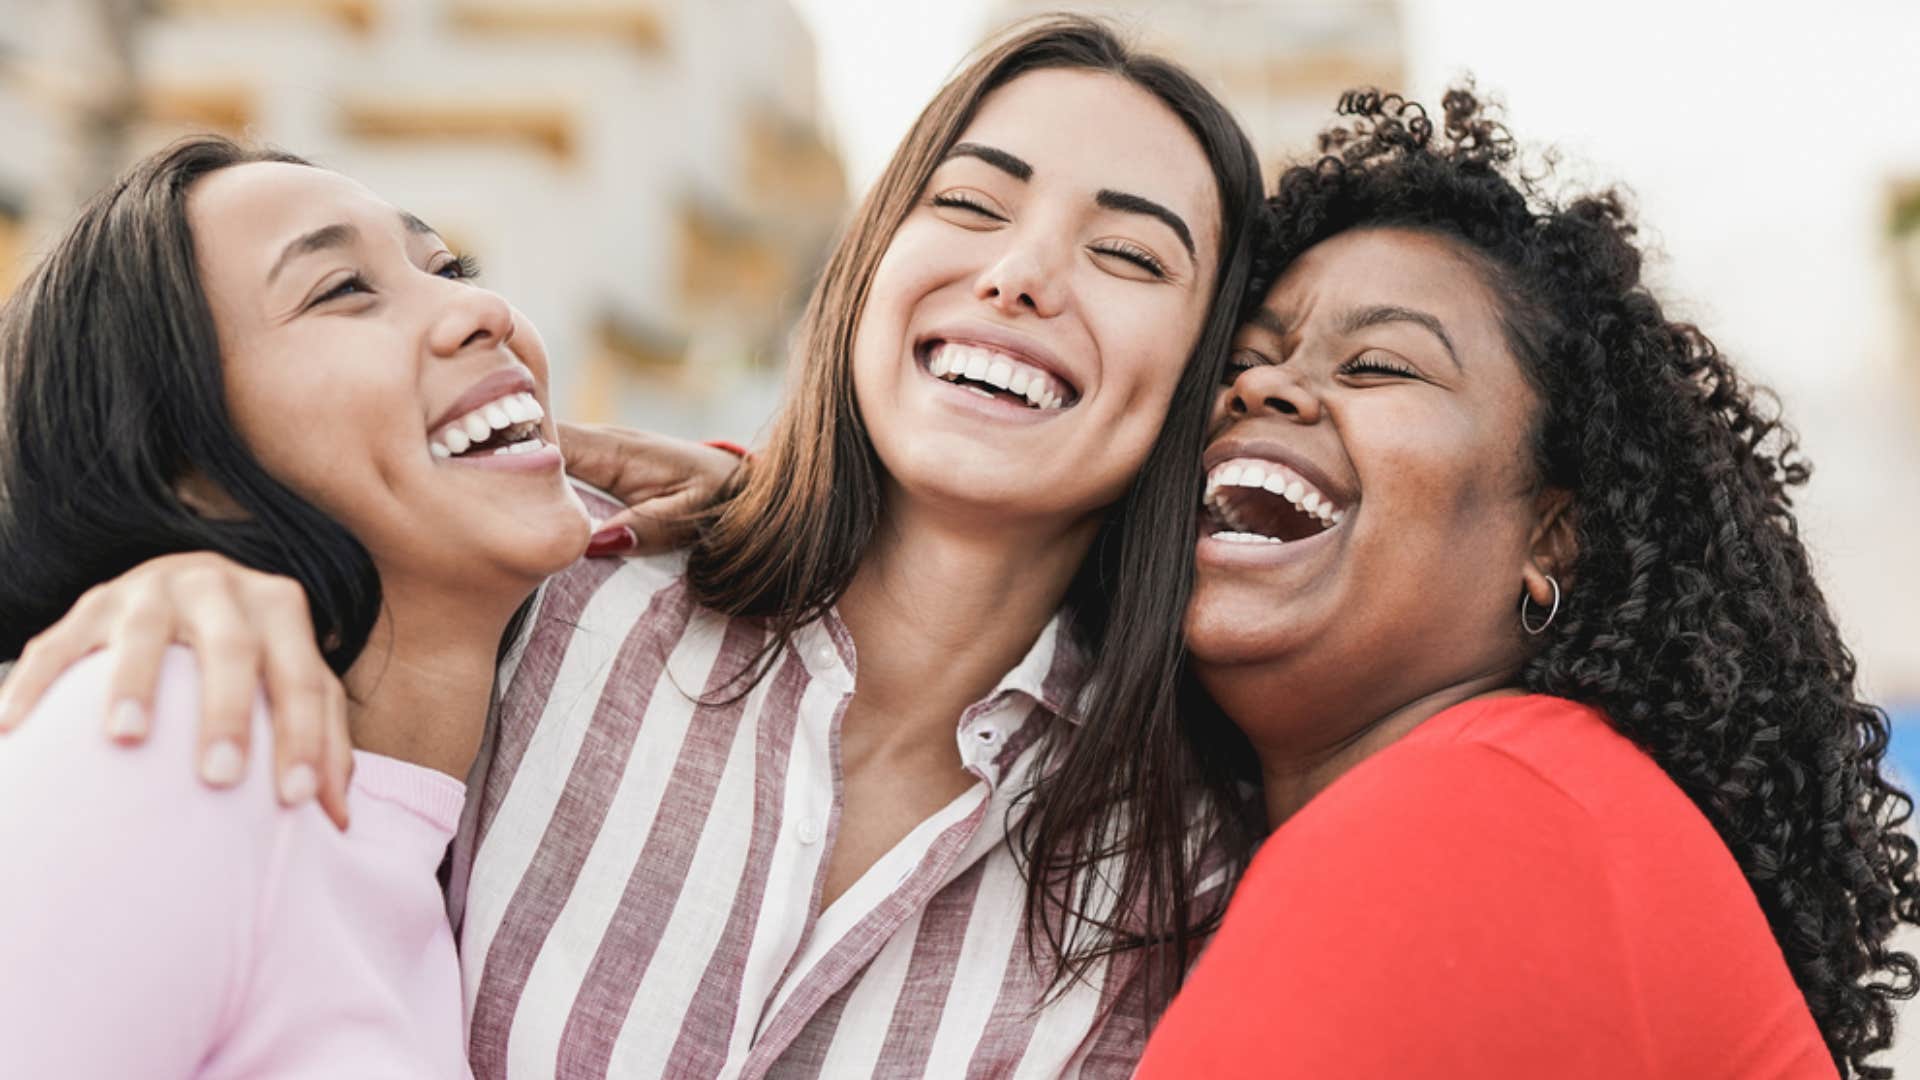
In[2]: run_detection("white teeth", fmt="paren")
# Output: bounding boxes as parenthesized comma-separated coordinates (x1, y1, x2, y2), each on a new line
(1262, 473, 1287, 496)
(463, 413, 492, 442)
(491, 437, 544, 456)
(502, 395, 531, 424)
(430, 442, 451, 459)
(1241, 465, 1267, 488)
(482, 403, 511, 430)
(1213, 530, 1285, 545)
(925, 342, 1071, 411)
(442, 426, 471, 455)
(1222, 464, 1244, 487)
(1284, 480, 1305, 503)
(1303, 492, 1322, 514)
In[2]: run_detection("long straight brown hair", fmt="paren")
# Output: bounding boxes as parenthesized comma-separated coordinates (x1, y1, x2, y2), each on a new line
(684, 15, 1264, 996)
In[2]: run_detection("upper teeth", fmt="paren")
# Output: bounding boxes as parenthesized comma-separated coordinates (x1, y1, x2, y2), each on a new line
(926, 342, 1069, 410)
(430, 391, 545, 459)
(1204, 458, 1345, 529)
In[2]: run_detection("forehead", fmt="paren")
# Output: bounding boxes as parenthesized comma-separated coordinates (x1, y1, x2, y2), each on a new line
(1265, 228, 1501, 328)
(960, 68, 1220, 250)
(186, 161, 410, 265)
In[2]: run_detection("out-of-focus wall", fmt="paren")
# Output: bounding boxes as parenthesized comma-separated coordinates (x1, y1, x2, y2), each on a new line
(0, 0, 848, 441)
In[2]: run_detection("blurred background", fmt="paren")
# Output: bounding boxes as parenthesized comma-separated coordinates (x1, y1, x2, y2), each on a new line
(3, 0, 1918, 1057)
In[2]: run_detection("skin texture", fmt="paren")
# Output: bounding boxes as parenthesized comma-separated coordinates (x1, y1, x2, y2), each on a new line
(184, 162, 589, 778)
(1186, 228, 1571, 826)
(827, 67, 1222, 906)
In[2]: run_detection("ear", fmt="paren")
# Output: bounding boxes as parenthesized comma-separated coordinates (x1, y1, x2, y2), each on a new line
(1520, 486, 1576, 608)
(175, 469, 248, 522)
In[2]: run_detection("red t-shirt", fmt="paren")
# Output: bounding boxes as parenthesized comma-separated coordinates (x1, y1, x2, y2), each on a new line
(1136, 693, 1836, 1079)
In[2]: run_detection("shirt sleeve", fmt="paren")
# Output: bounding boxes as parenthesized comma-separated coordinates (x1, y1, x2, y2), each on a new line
(0, 648, 288, 1079)
(1134, 740, 1658, 1080)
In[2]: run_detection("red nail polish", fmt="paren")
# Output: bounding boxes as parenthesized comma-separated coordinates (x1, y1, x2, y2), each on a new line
(586, 524, 637, 558)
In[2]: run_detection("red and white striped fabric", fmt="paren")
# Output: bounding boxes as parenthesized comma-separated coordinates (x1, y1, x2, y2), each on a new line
(448, 548, 1152, 1079)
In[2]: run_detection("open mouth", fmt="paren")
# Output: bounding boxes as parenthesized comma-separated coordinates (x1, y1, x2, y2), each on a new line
(1203, 458, 1347, 545)
(429, 391, 547, 460)
(918, 340, 1076, 411)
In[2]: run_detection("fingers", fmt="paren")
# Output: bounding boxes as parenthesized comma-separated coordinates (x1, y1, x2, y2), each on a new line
(97, 573, 188, 744)
(558, 422, 647, 495)
(239, 573, 351, 824)
(172, 568, 263, 789)
(317, 677, 354, 831)
(608, 489, 706, 556)
(0, 582, 130, 735)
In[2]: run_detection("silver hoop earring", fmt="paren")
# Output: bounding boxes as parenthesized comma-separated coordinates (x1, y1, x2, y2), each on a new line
(1520, 575, 1561, 635)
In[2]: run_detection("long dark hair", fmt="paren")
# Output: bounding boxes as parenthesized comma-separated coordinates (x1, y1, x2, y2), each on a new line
(684, 15, 1264, 997)
(685, 14, 1262, 656)
(0, 136, 382, 673)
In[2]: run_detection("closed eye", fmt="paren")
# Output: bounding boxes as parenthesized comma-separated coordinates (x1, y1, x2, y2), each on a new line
(309, 273, 370, 308)
(931, 191, 1006, 222)
(1091, 239, 1166, 280)
(1222, 347, 1269, 384)
(1339, 352, 1416, 378)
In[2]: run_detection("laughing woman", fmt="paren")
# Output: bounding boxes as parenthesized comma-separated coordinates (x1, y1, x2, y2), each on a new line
(1124, 91, 1920, 1078)
(0, 18, 1264, 1076)
(0, 139, 590, 1074)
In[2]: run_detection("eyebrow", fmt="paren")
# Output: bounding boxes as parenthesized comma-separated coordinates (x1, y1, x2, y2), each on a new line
(943, 141, 1196, 263)
(267, 212, 440, 285)
(1096, 189, 1195, 262)
(946, 141, 1032, 181)
(1339, 304, 1461, 371)
(267, 223, 356, 285)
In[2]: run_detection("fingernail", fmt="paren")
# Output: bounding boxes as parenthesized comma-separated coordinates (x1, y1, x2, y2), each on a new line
(0, 699, 17, 734)
(585, 524, 636, 558)
(200, 740, 245, 787)
(279, 763, 318, 804)
(107, 699, 148, 741)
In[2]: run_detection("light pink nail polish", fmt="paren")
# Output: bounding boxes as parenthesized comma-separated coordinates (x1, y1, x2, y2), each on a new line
(201, 740, 245, 787)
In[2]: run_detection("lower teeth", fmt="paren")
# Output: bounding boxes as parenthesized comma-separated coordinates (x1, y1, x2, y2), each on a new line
(1214, 530, 1283, 545)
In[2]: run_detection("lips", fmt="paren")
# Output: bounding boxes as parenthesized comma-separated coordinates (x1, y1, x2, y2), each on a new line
(1199, 441, 1355, 547)
(426, 367, 549, 462)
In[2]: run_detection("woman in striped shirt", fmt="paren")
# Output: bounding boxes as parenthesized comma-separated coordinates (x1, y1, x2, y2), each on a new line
(0, 16, 1266, 1077)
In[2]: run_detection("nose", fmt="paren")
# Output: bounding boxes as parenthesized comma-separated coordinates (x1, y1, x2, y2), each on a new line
(1225, 359, 1321, 423)
(428, 281, 516, 358)
(974, 239, 1066, 319)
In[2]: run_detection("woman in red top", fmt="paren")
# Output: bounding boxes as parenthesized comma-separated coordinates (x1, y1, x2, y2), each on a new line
(1115, 90, 1919, 1076)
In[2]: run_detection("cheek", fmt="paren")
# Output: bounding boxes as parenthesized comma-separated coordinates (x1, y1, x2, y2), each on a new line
(221, 348, 413, 521)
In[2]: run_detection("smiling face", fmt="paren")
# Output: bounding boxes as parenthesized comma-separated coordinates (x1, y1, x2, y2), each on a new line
(850, 67, 1221, 529)
(187, 162, 589, 603)
(1187, 227, 1565, 751)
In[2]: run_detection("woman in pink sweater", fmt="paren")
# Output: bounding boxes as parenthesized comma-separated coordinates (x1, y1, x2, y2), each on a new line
(0, 137, 591, 1076)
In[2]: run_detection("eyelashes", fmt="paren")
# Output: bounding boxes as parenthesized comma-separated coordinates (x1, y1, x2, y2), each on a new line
(929, 192, 1168, 279)
(1219, 350, 1420, 384)
(306, 252, 480, 310)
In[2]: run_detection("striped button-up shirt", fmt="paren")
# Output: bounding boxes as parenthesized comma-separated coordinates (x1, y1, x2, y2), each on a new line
(448, 547, 1152, 1079)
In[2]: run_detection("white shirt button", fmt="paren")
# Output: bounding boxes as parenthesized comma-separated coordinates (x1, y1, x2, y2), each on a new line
(816, 643, 835, 665)
(973, 726, 1000, 744)
(796, 815, 822, 845)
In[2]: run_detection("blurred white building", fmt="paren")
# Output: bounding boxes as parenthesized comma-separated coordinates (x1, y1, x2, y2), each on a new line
(0, 0, 847, 439)
(992, 0, 1403, 180)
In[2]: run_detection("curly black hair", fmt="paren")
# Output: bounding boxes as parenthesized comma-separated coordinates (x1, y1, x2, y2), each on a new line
(1247, 86, 1920, 1076)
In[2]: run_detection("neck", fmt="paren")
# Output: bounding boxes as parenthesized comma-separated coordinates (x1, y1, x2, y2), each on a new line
(835, 492, 1095, 758)
(1249, 674, 1521, 829)
(340, 580, 524, 779)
